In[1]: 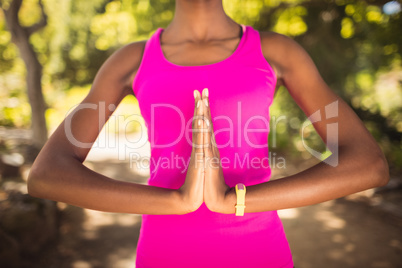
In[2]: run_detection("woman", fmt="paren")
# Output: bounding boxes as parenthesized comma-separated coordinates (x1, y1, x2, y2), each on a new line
(27, 0, 389, 267)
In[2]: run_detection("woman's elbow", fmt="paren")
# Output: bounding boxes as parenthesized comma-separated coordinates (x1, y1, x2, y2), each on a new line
(371, 153, 390, 188)
(27, 163, 50, 199)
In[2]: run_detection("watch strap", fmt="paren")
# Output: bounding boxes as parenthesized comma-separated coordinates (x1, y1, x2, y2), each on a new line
(235, 183, 246, 216)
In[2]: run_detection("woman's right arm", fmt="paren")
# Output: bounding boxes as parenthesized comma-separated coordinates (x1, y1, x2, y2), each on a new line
(27, 41, 193, 215)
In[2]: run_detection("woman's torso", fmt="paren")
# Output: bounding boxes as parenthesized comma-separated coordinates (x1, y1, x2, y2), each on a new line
(131, 24, 294, 268)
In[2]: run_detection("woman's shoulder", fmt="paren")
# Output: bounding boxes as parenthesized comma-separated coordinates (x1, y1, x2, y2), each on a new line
(258, 30, 299, 50)
(112, 39, 148, 92)
(258, 30, 309, 81)
(121, 39, 148, 69)
(110, 39, 148, 66)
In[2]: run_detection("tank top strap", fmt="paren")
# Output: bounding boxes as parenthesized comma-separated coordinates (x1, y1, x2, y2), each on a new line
(236, 26, 277, 82)
(132, 28, 165, 96)
(132, 25, 277, 96)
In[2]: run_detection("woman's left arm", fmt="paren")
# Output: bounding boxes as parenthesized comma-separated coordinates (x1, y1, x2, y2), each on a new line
(221, 32, 389, 214)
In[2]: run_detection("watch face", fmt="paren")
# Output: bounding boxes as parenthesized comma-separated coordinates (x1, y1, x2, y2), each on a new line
(237, 183, 245, 190)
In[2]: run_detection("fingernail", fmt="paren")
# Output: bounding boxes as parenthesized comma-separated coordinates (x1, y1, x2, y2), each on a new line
(204, 99, 208, 107)
(193, 90, 197, 99)
(197, 100, 200, 108)
(206, 119, 210, 127)
(198, 119, 201, 126)
(203, 88, 209, 97)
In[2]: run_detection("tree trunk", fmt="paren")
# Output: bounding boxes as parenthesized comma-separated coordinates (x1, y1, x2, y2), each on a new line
(2, 0, 48, 149)
(18, 33, 48, 148)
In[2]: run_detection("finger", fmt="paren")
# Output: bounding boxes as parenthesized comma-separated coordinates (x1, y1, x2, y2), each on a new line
(192, 90, 203, 153)
(193, 89, 201, 117)
(211, 131, 219, 157)
(201, 88, 214, 159)
(202, 88, 216, 142)
(202, 88, 211, 125)
(202, 88, 220, 161)
(203, 89, 219, 155)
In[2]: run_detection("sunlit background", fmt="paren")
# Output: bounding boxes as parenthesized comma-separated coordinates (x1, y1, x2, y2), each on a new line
(0, 0, 401, 267)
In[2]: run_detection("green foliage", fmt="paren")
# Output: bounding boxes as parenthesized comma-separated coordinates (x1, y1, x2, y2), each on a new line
(0, 0, 401, 171)
(261, 1, 402, 170)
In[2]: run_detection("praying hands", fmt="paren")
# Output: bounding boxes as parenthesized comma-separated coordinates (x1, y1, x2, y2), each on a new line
(178, 88, 234, 214)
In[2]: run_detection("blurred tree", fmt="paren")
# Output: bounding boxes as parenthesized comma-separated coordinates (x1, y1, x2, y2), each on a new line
(0, 0, 400, 170)
(252, 0, 402, 169)
(1, 0, 48, 149)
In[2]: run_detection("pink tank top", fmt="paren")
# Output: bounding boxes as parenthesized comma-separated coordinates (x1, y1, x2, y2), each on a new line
(132, 24, 294, 268)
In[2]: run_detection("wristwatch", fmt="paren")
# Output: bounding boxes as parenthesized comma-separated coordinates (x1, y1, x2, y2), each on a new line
(235, 183, 246, 216)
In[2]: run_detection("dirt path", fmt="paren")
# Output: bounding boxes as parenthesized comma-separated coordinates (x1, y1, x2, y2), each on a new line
(31, 157, 402, 268)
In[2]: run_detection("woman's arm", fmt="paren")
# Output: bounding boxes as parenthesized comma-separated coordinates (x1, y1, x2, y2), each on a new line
(222, 32, 389, 213)
(27, 41, 188, 215)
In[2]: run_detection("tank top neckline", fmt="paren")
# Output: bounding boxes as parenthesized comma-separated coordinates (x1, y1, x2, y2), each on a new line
(156, 24, 247, 68)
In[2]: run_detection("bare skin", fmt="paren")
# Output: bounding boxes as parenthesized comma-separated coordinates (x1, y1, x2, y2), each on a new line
(27, 0, 389, 215)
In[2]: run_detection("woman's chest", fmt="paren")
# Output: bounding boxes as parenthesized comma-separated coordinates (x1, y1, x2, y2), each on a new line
(136, 66, 276, 148)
